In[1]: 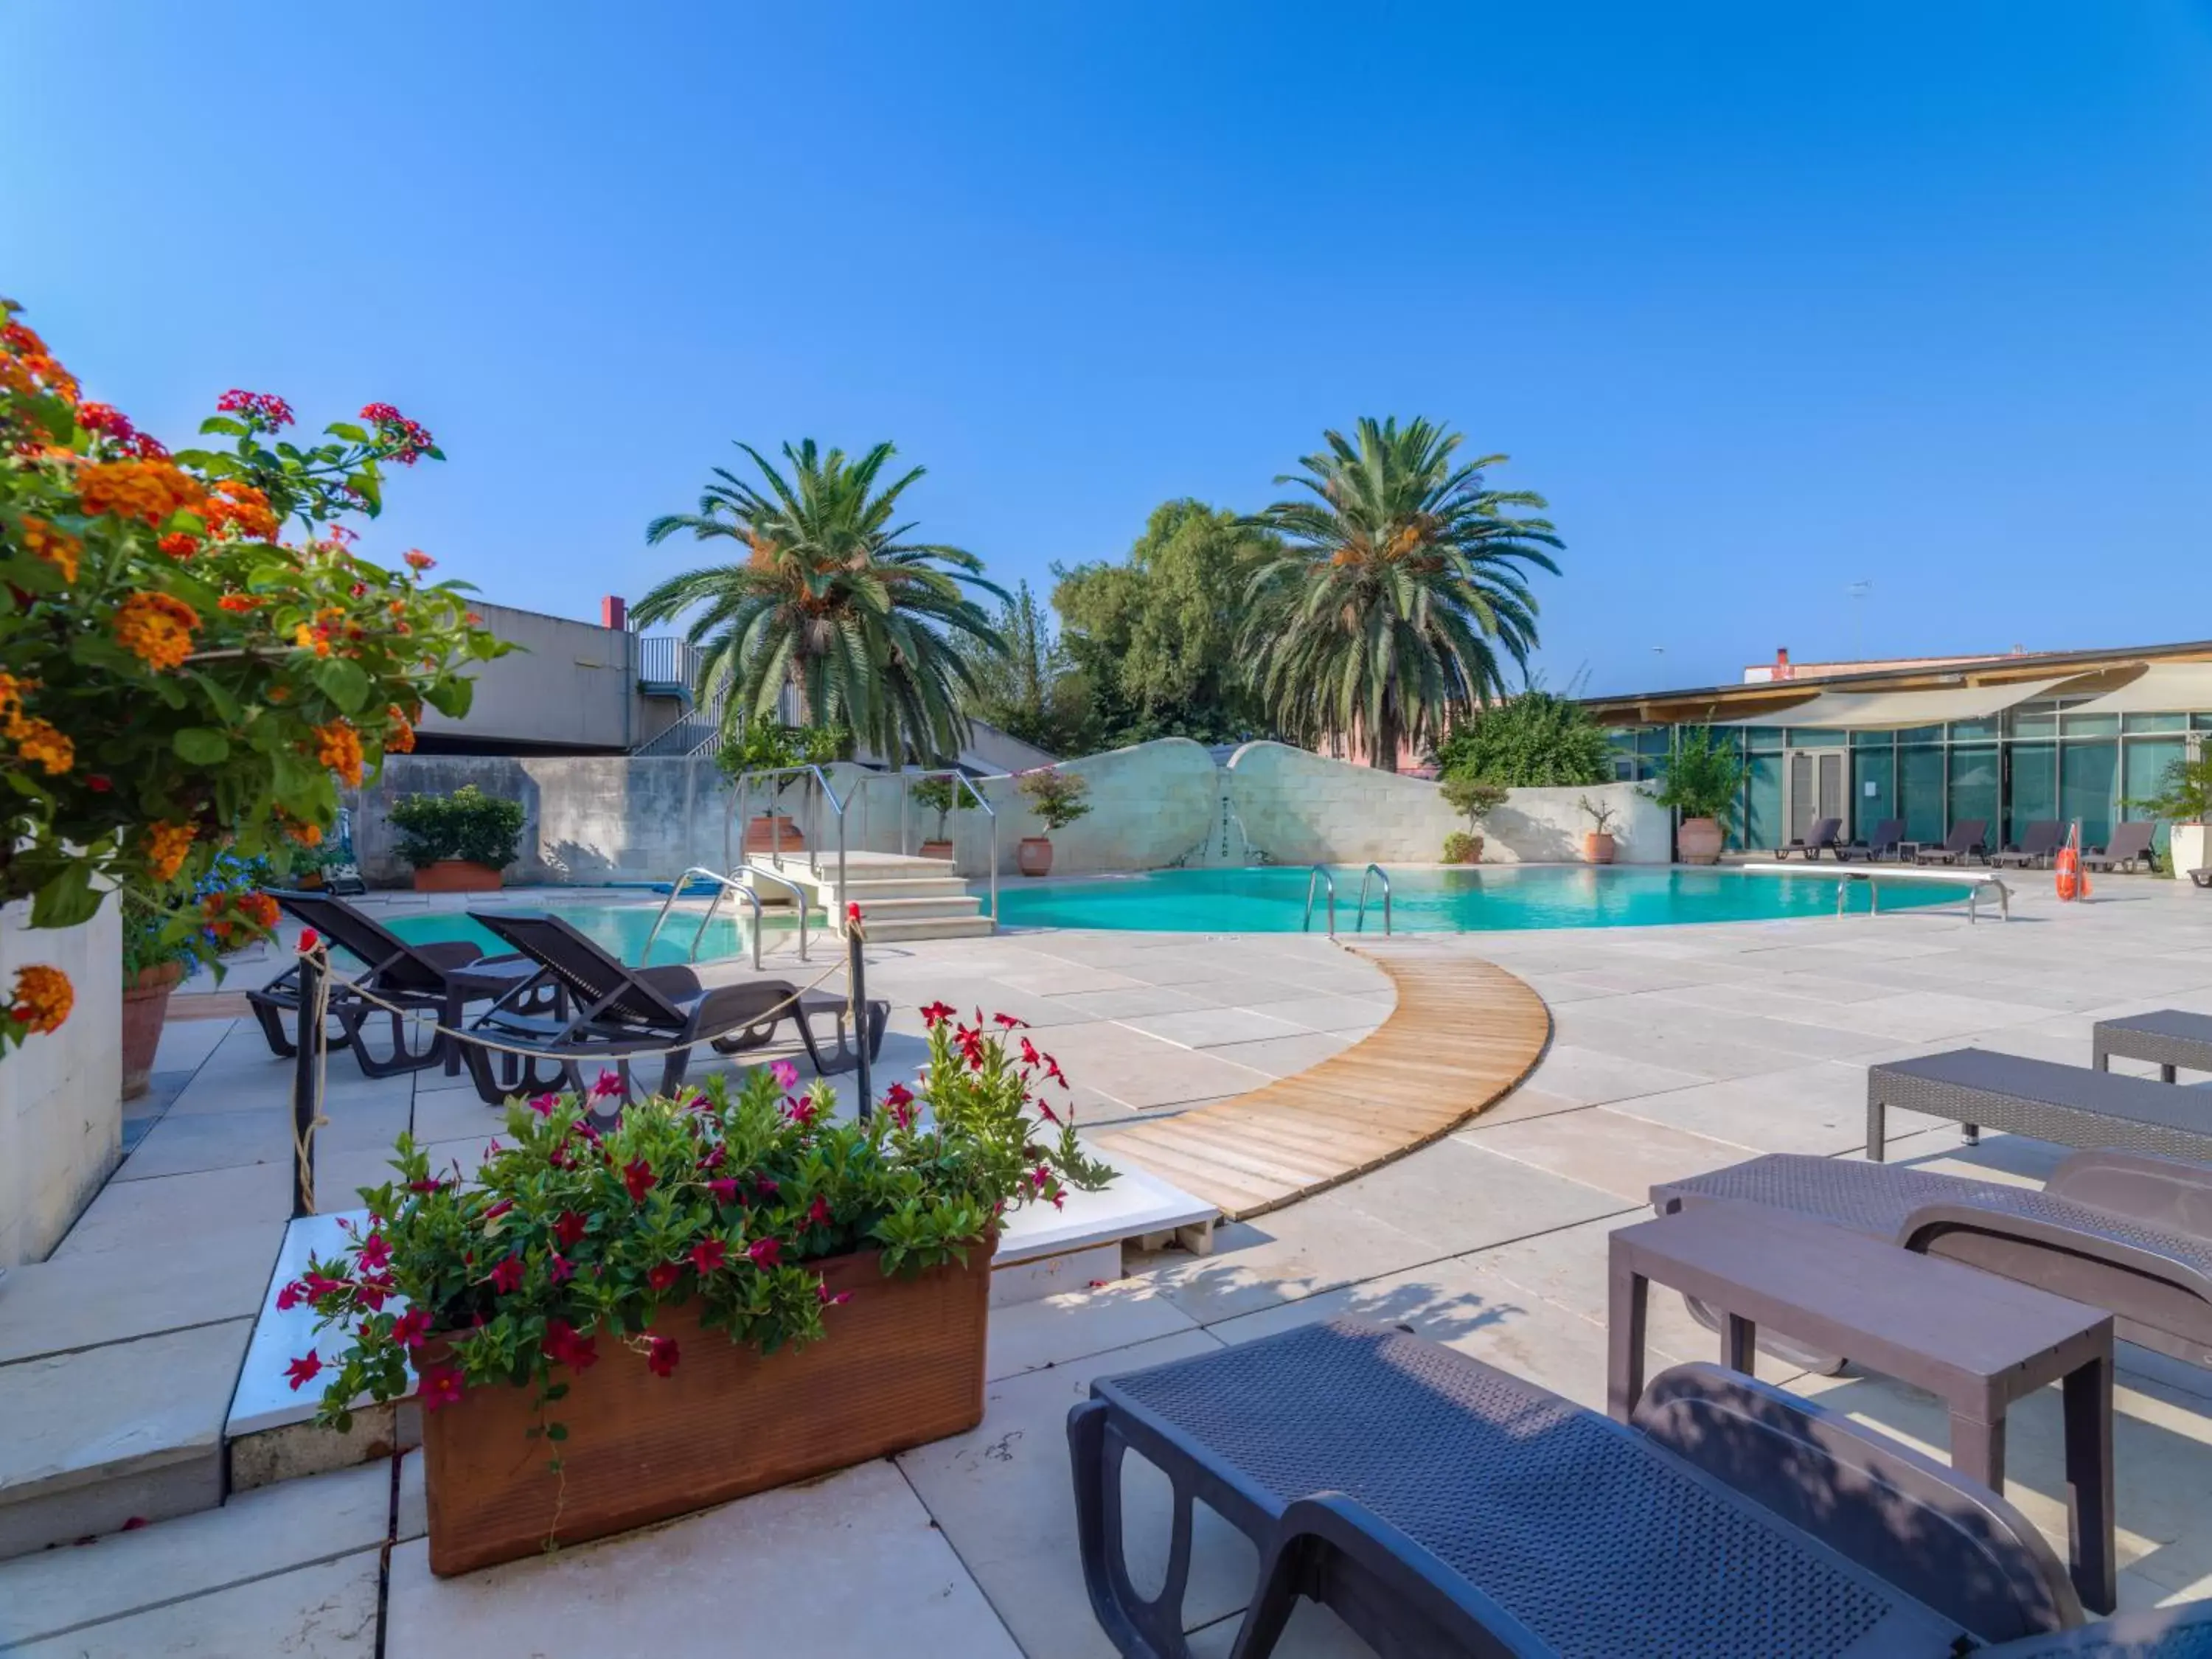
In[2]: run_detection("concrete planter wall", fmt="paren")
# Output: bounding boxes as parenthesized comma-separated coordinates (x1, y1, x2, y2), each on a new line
(1, 898, 122, 1268)
(2170, 824, 2208, 881)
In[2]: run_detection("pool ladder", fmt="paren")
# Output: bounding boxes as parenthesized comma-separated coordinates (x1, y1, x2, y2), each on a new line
(1302, 864, 1392, 937)
(642, 865, 813, 967)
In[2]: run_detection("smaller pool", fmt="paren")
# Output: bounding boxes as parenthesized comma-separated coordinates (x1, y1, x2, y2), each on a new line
(383, 902, 792, 967)
(989, 863, 1961, 933)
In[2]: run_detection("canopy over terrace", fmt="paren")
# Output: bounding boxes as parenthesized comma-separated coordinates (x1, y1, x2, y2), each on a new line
(1707, 676, 2079, 731)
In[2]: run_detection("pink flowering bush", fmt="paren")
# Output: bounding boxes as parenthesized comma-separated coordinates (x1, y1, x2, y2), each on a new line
(291, 1009, 1112, 1453)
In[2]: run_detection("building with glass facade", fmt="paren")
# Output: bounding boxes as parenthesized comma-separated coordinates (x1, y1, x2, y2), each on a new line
(1583, 643, 2212, 855)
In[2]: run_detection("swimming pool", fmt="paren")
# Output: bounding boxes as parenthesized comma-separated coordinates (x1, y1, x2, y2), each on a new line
(383, 902, 793, 967)
(987, 864, 1959, 933)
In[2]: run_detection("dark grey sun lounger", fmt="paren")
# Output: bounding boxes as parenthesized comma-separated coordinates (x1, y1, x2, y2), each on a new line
(2193, 866, 2211, 889)
(1654, 1149, 2212, 1375)
(250, 890, 553, 1076)
(1866, 1049, 2212, 1164)
(2081, 820, 2159, 874)
(458, 911, 888, 1104)
(1991, 820, 2066, 869)
(1068, 1319, 2212, 1658)
(1774, 816, 1843, 860)
(1913, 818, 1990, 865)
(1837, 817, 1905, 862)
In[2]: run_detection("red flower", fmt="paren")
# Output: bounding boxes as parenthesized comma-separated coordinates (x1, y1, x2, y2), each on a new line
(591, 1070, 625, 1099)
(816, 1282, 852, 1308)
(361, 403, 434, 463)
(547, 1253, 574, 1284)
(623, 1159, 656, 1201)
(647, 1262, 681, 1292)
(882, 1080, 917, 1129)
(553, 1211, 586, 1249)
(806, 1195, 831, 1228)
(285, 1352, 322, 1391)
(527, 1092, 559, 1116)
(482, 1199, 513, 1223)
(275, 1280, 305, 1312)
(86, 775, 113, 793)
(216, 389, 294, 428)
(784, 1096, 818, 1127)
(488, 1254, 526, 1295)
(706, 1177, 740, 1205)
(420, 1366, 466, 1411)
(1019, 1037, 1041, 1067)
(645, 1337, 679, 1377)
(919, 1000, 955, 1025)
(542, 1319, 598, 1371)
(755, 1176, 779, 1198)
(78, 401, 135, 440)
(689, 1238, 727, 1274)
(302, 1271, 349, 1300)
(992, 1012, 1026, 1029)
(1033, 1095, 1060, 1124)
(407, 1177, 447, 1194)
(355, 1276, 392, 1312)
(296, 928, 322, 956)
(157, 531, 197, 558)
(748, 1236, 783, 1269)
(391, 1309, 431, 1350)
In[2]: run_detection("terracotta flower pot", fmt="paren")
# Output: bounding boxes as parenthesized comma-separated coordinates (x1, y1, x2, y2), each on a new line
(742, 814, 804, 855)
(1582, 832, 1617, 865)
(420, 1245, 990, 1576)
(1017, 836, 1054, 877)
(1676, 817, 1724, 866)
(120, 961, 185, 1100)
(412, 860, 504, 894)
(919, 839, 953, 860)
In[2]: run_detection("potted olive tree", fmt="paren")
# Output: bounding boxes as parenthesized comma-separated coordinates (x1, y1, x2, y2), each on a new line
(1577, 796, 1620, 865)
(389, 785, 527, 891)
(1644, 726, 1745, 866)
(909, 772, 973, 860)
(1015, 767, 1090, 877)
(2129, 752, 2212, 880)
(1439, 777, 1507, 863)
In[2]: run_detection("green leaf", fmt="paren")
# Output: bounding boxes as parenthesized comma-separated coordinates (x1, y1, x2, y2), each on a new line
(422, 675, 473, 718)
(324, 422, 370, 443)
(30, 863, 102, 929)
(173, 727, 231, 765)
(190, 672, 243, 725)
(198, 417, 250, 438)
(312, 657, 372, 712)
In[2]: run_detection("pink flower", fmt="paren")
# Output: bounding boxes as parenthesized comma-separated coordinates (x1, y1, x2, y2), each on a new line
(547, 1253, 574, 1284)
(420, 1366, 466, 1411)
(355, 1277, 392, 1312)
(646, 1337, 680, 1377)
(623, 1159, 656, 1202)
(647, 1262, 681, 1292)
(392, 1309, 431, 1350)
(488, 1255, 526, 1295)
(407, 1177, 447, 1194)
(816, 1282, 852, 1307)
(1033, 1096, 1060, 1124)
(302, 1272, 349, 1301)
(807, 1194, 830, 1228)
(748, 1237, 783, 1269)
(993, 1012, 1026, 1029)
(527, 1093, 560, 1116)
(591, 1071, 625, 1099)
(553, 1211, 586, 1249)
(768, 1059, 799, 1093)
(357, 1232, 392, 1272)
(542, 1319, 597, 1371)
(275, 1280, 305, 1312)
(685, 1092, 711, 1112)
(706, 1177, 740, 1205)
(754, 1177, 780, 1199)
(785, 1096, 818, 1127)
(689, 1238, 727, 1274)
(482, 1199, 512, 1223)
(919, 1000, 954, 1025)
(285, 1352, 322, 1390)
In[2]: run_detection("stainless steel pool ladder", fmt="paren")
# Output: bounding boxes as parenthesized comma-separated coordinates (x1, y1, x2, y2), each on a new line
(1356, 863, 1392, 934)
(642, 866, 812, 967)
(1302, 866, 1335, 934)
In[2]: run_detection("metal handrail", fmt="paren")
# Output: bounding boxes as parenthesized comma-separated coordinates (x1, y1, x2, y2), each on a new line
(1356, 863, 1392, 934)
(726, 763, 851, 934)
(742, 864, 811, 959)
(1302, 865, 1336, 935)
(644, 867, 765, 970)
(951, 772, 1001, 926)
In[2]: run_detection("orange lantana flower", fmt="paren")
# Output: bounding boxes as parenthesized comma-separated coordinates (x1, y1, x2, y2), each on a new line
(144, 821, 198, 883)
(202, 479, 279, 542)
(20, 517, 81, 582)
(114, 592, 201, 671)
(7, 964, 74, 1035)
(280, 812, 324, 848)
(76, 459, 205, 525)
(158, 532, 198, 559)
(219, 593, 265, 613)
(313, 719, 365, 787)
(385, 703, 417, 754)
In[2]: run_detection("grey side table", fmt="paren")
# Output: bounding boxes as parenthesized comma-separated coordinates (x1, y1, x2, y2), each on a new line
(1608, 1201, 2116, 1613)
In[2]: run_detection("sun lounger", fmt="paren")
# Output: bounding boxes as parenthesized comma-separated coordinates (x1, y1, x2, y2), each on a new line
(1774, 815, 1843, 860)
(1836, 816, 1905, 862)
(1652, 1148, 2212, 1376)
(2095, 1009, 2212, 1082)
(456, 911, 888, 1104)
(1990, 820, 2065, 869)
(1913, 818, 1989, 865)
(2081, 821, 2158, 874)
(1067, 1318, 2212, 1658)
(248, 890, 553, 1077)
(2193, 867, 2211, 889)
(1866, 1049, 2212, 1164)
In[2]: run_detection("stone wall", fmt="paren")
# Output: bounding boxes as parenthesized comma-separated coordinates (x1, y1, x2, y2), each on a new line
(348, 740, 1668, 886)
(1, 899, 122, 1267)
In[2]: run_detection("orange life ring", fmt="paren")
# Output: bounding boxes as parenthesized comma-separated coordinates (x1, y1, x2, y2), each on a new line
(2055, 844, 2090, 902)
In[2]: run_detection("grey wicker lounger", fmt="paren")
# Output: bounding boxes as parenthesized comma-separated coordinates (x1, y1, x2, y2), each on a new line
(2081, 821, 2158, 874)
(1068, 1320, 2212, 1658)
(1653, 1150, 2212, 1373)
(1867, 1050, 2212, 1164)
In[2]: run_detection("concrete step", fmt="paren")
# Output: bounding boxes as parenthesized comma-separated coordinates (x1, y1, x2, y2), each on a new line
(835, 894, 984, 923)
(859, 914, 998, 942)
(822, 877, 973, 902)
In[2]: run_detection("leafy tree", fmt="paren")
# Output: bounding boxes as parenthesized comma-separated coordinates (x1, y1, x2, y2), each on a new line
(1242, 418, 1562, 770)
(1645, 726, 1747, 827)
(1434, 689, 1613, 787)
(636, 440, 1005, 765)
(964, 580, 1090, 756)
(1054, 500, 1276, 748)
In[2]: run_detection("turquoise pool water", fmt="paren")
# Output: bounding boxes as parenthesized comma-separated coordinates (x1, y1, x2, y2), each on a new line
(384, 902, 790, 967)
(988, 864, 1958, 933)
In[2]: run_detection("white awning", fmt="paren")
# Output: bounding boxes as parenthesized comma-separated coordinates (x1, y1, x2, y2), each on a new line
(1710, 676, 2076, 731)
(2056, 663, 2212, 718)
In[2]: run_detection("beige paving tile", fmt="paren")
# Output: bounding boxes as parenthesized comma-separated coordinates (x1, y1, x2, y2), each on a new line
(1511, 1043, 1710, 1105)
(1456, 1105, 1756, 1203)
(54, 1161, 294, 1257)
(9, 1547, 382, 1656)
(114, 1107, 293, 1182)
(1121, 1006, 1314, 1049)
(1330, 1137, 1631, 1253)
(1043, 984, 1216, 1021)
(1189, 1031, 1355, 1077)
(988, 1280, 1203, 1382)
(1601, 1062, 1877, 1156)
(1136, 1195, 1447, 1325)
(0, 1222, 279, 1364)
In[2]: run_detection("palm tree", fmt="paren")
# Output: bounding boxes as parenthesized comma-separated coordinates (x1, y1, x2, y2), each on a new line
(1240, 417, 1562, 771)
(636, 440, 1006, 764)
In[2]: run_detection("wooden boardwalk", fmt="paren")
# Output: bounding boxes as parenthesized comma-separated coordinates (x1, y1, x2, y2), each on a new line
(1093, 943, 1553, 1220)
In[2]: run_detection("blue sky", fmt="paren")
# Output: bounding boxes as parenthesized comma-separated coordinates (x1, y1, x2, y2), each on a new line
(8, 3, 2209, 693)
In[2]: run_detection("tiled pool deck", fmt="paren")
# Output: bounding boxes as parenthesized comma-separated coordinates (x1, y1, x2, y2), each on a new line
(4, 874, 2212, 1655)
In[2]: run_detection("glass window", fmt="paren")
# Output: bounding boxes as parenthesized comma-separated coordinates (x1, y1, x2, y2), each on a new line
(2062, 711, 2121, 737)
(1851, 746, 1893, 837)
(1893, 724, 1942, 745)
(1947, 745, 2000, 844)
(1786, 728, 1847, 748)
(2122, 712, 2188, 733)
(1742, 752, 1783, 854)
(1637, 728, 1674, 756)
(1947, 718, 1999, 742)
(1741, 726, 1787, 752)
(1850, 730, 1894, 750)
(2007, 742, 2057, 848)
(2123, 739, 2186, 860)
(2060, 740, 2119, 849)
(2008, 705, 2059, 738)
(1899, 745, 1946, 845)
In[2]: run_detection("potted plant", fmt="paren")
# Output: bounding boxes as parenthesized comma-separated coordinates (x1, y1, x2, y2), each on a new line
(1439, 777, 1507, 864)
(717, 724, 846, 854)
(291, 1011, 1113, 1576)
(909, 771, 973, 860)
(389, 785, 526, 892)
(1014, 766, 1091, 876)
(2127, 752, 2212, 879)
(117, 894, 204, 1099)
(1644, 726, 1745, 866)
(1577, 796, 1620, 865)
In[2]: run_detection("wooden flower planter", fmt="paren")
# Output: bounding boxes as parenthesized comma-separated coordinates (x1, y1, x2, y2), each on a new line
(422, 1245, 990, 1576)
(411, 859, 504, 893)
(742, 814, 804, 856)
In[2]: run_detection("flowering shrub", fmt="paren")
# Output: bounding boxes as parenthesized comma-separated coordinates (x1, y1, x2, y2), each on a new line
(386, 785, 526, 871)
(0, 302, 507, 1054)
(1016, 765, 1092, 832)
(292, 1010, 1113, 1455)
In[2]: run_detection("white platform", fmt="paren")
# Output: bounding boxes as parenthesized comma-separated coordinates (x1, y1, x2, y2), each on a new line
(226, 1141, 1214, 1441)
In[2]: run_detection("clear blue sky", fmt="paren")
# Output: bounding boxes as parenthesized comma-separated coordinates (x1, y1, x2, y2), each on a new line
(9, 3, 2208, 693)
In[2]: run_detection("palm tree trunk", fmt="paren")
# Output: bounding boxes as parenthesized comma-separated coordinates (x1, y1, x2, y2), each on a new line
(1371, 703, 1399, 773)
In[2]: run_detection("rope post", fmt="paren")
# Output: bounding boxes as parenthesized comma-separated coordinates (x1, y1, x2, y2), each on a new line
(847, 904, 871, 1121)
(291, 945, 322, 1219)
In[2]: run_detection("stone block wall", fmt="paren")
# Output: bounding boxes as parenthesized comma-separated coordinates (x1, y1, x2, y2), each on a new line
(1, 899, 122, 1267)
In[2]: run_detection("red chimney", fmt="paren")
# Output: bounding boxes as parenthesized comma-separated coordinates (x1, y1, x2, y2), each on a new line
(1774, 647, 1793, 681)
(601, 594, 627, 631)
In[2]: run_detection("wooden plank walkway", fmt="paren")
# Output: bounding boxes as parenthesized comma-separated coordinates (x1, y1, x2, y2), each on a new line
(1092, 943, 1552, 1220)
